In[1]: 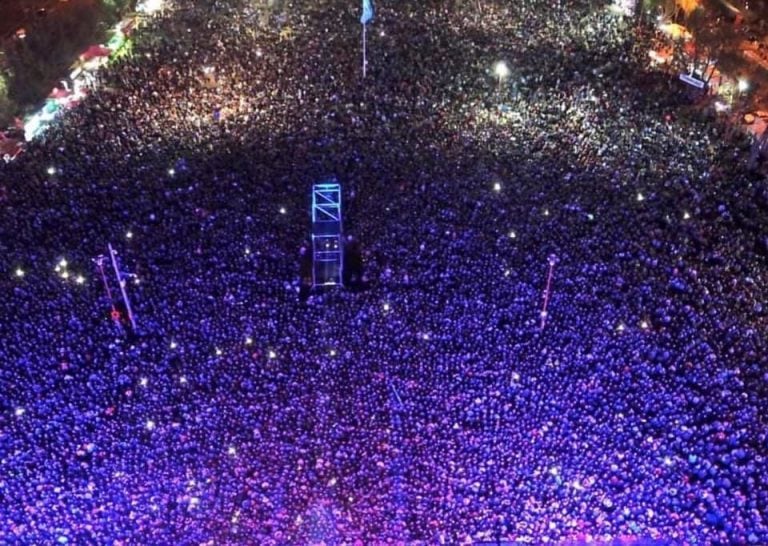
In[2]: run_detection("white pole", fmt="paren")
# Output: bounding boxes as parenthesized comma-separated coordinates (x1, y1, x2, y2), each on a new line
(362, 23, 367, 78)
(108, 243, 137, 332)
(540, 255, 558, 331)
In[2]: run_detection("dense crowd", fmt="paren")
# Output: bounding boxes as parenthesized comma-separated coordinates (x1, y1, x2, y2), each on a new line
(1, 0, 767, 544)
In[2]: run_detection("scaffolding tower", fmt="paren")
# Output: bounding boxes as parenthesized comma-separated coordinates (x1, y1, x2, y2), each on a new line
(311, 180, 343, 287)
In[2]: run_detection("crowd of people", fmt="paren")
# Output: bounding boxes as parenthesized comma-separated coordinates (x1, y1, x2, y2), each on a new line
(1, 0, 767, 544)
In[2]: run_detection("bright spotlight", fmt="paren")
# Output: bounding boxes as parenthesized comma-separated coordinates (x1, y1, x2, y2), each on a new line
(738, 79, 749, 93)
(494, 61, 510, 79)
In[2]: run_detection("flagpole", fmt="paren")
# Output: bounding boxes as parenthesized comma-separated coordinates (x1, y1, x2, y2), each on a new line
(362, 23, 367, 78)
(360, 0, 373, 78)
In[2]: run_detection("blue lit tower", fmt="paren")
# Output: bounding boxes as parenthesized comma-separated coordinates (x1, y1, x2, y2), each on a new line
(311, 180, 343, 287)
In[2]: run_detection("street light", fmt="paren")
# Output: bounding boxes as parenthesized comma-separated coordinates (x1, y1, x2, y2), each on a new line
(733, 78, 749, 106)
(737, 79, 749, 93)
(494, 61, 510, 95)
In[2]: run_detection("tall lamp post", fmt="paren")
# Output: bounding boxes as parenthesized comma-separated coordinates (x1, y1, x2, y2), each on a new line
(736, 78, 749, 102)
(732, 78, 749, 119)
(494, 61, 510, 96)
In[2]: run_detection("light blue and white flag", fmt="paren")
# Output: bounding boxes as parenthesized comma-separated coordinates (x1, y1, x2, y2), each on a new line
(360, 0, 374, 25)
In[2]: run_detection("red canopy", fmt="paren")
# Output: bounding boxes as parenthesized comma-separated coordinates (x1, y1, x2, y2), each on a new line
(0, 135, 23, 160)
(48, 87, 71, 99)
(120, 17, 137, 35)
(81, 44, 112, 61)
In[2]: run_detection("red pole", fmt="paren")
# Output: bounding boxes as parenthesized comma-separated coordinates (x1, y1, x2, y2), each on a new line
(95, 256, 116, 314)
(109, 243, 137, 332)
(95, 255, 123, 329)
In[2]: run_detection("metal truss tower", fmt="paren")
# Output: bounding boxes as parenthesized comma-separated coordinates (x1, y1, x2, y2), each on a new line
(311, 180, 343, 287)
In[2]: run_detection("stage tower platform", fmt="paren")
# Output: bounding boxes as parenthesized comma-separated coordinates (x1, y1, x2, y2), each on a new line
(311, 180, 343, 287)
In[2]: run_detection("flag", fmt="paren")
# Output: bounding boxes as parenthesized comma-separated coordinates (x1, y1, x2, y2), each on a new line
(360, 0, 374, 25)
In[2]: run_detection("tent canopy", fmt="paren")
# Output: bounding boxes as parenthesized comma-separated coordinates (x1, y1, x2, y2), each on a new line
(48, 87, 71, 100)
(81, 44, 112, 61)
